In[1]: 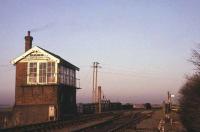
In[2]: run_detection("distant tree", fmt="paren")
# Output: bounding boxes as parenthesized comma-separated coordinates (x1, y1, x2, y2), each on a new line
(144, 103, 152, 110)
(190, 48, 200, 71)
(179, 47, 200, 131)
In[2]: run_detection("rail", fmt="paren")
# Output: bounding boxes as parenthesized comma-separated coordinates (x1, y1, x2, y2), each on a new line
(108, 111, 153, 132)
(1, 112, 114, 132)
(73, 111, 152, 132)
(1, 110, 152, 132)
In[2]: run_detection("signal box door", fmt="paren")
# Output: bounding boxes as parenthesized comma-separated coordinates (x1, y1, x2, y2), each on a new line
(49, 105, 56, 121)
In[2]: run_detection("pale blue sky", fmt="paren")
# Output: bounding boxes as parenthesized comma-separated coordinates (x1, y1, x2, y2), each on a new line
(0, 0, 199, 105)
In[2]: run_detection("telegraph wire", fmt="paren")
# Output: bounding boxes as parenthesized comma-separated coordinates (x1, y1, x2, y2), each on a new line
(102, 66, 162, 75)
(80, 64, 162, 77)
(99, 70, 180, 81)
(102, 63, 164, 73)
(90, 64, 181, 81)
(77, 64, 177, 81)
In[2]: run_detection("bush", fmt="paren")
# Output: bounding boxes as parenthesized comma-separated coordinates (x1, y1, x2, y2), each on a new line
(179, 74, 200, 131)
(144, 103, 152, 110)
(179, 47, 200, 131)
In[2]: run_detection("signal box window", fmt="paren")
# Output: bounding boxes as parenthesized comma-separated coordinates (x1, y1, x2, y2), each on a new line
(39, 63, 47, 83)
(28, 62, 56, 84)
(47, 62, 55, 83)
(29, 63, 37, 83)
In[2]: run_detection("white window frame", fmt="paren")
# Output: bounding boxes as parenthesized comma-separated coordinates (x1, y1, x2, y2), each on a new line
(27, 62, 37, 84)
(39, 62, 47, 84)
(27, 61, 57, 84)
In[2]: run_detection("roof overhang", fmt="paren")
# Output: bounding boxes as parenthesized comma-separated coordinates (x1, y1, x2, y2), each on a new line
(11, 46, 60, 65)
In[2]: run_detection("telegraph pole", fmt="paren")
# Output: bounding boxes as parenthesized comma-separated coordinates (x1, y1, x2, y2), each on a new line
(92, 62, 95, 103)
(95, 62, 99, 103)
(98, 86, 102, 113)
(92, 62, 101, 103)
(167, 91, 170, 103)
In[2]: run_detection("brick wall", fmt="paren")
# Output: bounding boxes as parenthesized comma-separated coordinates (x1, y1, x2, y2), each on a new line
(16, 62, 27, 87)
(16, 86, 58, 105)
(15, 62, 58, 105)
(13, 62, 59, 126)
(13, 105, 51, 126)
(15, 62, 27, 105)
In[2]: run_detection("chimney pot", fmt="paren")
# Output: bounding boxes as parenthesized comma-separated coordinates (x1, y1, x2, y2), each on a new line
(27, 31, 30, 36)
(25, 31, 33, 52)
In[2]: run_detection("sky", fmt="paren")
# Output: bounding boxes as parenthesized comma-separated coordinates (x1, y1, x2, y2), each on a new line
(0, 0, 199, 105)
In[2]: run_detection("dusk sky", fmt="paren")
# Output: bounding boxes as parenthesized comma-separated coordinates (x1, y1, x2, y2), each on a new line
(0, 0, 199, 105)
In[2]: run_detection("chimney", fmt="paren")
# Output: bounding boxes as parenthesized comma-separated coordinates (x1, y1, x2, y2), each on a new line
(25, 31, 33, 52)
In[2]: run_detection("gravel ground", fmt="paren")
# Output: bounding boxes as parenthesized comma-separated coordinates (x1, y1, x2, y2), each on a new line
(125, 110, 186, 132)
(164, 111, 187, 132)
(125, 110, 162, 132)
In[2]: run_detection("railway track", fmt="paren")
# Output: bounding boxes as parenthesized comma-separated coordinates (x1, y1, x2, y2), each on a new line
(1, 112, 118, 132)
(74, 111, 154, 132)
(107, 111, 153, 132)
(1, 110, 152, 132)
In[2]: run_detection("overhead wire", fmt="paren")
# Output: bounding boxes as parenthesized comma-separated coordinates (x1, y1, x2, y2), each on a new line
(102, 65, 162, 75)
(97, 63, 179, 80)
